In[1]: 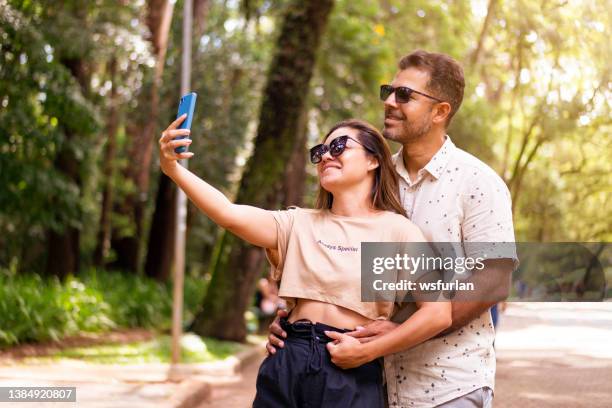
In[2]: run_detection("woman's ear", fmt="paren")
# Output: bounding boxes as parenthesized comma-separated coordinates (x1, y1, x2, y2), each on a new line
(367, 157, 380, 172)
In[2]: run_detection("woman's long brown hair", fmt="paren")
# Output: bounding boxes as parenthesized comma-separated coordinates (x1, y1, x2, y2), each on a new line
(314, 119, 407, 217)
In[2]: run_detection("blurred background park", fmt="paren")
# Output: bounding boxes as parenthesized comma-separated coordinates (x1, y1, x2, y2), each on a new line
(0, 0, 610, 386)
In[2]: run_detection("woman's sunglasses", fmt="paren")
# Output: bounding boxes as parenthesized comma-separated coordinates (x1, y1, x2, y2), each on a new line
(380, 84, 444, 104)
(309, 135, 370, 164)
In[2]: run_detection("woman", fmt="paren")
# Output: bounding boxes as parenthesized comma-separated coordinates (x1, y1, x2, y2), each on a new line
(159, 116, 451, 407)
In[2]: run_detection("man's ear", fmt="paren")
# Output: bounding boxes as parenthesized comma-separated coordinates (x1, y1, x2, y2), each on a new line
(432, 102, 452, 125)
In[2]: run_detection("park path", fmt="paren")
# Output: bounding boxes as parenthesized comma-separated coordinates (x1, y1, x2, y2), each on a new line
(494, 302, 612, 408)
(196, 353, 264, 408)
(197, 302, 612, 408)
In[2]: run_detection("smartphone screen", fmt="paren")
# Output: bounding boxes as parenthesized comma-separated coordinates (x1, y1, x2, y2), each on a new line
(175, 92, 198, 153)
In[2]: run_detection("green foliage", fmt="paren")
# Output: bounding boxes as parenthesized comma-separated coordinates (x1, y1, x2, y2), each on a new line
(0, 0, 144, 270)
(0, 4, 98, 267)
(475, 0, 612, 240)
(313, 0, 394, 128)
(0, 268, 207, 347)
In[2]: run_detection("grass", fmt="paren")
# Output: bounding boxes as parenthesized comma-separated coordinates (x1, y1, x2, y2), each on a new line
(21, 333, 264, 365)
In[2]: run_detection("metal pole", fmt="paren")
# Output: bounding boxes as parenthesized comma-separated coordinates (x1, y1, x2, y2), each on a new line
(171, 0, 192, 367)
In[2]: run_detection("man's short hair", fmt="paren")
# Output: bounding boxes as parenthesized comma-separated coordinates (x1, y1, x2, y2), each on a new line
(398, 50, 465, 126)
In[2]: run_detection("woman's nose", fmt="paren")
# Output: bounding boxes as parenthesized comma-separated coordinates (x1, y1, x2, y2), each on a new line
(321, 150, 333, 162)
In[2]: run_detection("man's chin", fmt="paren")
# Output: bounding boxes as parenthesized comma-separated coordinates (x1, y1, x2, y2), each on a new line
(382, 126, 403, 142)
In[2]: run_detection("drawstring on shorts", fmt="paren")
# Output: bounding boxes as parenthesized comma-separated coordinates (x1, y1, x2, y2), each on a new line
(279, 317, 350, 375)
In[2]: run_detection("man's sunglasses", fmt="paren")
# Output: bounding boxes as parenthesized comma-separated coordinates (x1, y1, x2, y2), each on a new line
(309, 135, 371, 164)
(380, 84, 444, 104)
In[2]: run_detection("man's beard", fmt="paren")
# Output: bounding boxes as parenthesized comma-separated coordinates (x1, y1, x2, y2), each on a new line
(383, 109, 432, 144)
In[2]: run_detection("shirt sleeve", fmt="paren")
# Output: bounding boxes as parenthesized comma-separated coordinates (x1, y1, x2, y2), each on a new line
(264, 208, 298, 281)
(461, 169, 518, 265)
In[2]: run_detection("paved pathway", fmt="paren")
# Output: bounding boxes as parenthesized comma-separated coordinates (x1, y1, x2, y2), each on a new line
(196, 354, 264, 408)
(494, 302, 612, 408)
(0, 360, 208, 407)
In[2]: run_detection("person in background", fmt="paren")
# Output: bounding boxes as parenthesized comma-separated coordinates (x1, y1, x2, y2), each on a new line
(254, 276, 284, 334)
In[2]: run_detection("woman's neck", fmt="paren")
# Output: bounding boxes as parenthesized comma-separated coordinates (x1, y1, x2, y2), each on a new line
(329, 189, 379, 217)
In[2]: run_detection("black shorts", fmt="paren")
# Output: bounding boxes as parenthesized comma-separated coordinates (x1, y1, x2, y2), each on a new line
(253, 318, 385, 408)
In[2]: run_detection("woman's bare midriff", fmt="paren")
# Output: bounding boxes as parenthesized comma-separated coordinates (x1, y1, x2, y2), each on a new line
(287, 298, 374, 330)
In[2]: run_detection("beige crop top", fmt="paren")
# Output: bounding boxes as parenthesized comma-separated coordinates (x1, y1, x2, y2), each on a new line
(265, 207, 423, 321)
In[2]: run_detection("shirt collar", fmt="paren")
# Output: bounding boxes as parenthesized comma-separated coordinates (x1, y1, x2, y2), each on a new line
(392, 136, 456, 182)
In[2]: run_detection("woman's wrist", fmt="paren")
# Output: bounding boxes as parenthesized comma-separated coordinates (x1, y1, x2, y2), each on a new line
(161, 160, 179, 178)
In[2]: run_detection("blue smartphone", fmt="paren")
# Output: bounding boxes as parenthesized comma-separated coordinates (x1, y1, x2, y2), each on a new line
(174, 92, 198, 153)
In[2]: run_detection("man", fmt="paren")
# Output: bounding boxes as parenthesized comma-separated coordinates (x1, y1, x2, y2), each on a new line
(267, 50, 517, 407)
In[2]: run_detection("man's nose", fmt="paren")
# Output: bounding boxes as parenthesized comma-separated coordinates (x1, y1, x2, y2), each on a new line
(383, 91, 398, 109)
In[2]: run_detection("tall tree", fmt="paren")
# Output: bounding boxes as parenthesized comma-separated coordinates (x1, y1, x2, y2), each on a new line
(110, 0, 175, 272)
(190, 0, 335, 341)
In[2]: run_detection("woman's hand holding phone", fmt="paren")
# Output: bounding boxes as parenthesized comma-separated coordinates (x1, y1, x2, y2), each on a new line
(158, 114, 194, 176)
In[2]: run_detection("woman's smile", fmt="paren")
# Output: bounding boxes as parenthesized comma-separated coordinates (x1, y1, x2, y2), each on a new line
(321, 163, 341, 173)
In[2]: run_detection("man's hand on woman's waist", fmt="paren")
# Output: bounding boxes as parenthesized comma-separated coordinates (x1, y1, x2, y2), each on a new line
(265, 310, 399, 355)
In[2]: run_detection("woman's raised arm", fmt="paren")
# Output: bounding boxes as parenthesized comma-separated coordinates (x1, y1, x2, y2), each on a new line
(158, 115, 277, 249)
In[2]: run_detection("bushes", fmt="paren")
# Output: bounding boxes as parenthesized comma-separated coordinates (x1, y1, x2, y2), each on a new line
(0, 268, 206, 347)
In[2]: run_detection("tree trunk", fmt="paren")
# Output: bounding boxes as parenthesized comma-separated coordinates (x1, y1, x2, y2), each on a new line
(193, 0, 210, 38)
(281, 106, 309, 207)
(190, 0, 334, 341)
(144, 174, 177, 280)
(94, 57, 119, 266)
(109, 0, 174, 272)
(46, 146, 81, 279)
